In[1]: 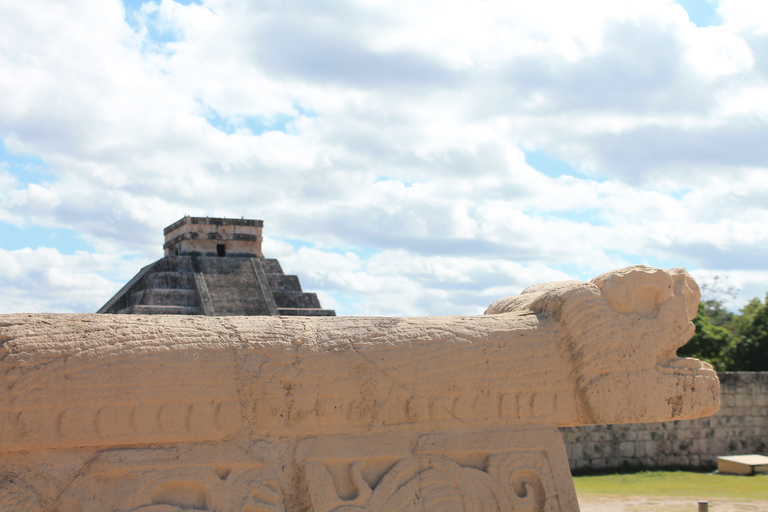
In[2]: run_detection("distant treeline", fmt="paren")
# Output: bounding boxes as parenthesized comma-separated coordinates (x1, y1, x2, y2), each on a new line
(678, 295, 768, 371)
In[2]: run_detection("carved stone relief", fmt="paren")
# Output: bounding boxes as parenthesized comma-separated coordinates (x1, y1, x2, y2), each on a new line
(55, 444, 280, 512)
(0, 266, 721, 511)
(299, 427, 579, 512)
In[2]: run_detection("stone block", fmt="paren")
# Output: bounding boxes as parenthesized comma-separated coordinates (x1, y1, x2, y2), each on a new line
(584, 442, 603, 459)
(710, 438, 730, 455)
(619, 441, 636, 458)
(619, 430, 639, 441)
(728, 438, 745, 452)
(0, 266, 722, 511)
(735, 426, 752, 438)
(570, 442, 584, 461)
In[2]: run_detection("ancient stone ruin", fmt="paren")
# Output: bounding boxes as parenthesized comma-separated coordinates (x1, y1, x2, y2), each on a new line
(99, 216, 335, 316)
(0, 266, 720, 511)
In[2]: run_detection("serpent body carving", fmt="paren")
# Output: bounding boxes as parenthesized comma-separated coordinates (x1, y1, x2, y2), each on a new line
(0, 265, 719, 452)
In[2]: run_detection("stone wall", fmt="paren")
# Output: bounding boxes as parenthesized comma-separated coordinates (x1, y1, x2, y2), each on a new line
(560, 372, 768, 472)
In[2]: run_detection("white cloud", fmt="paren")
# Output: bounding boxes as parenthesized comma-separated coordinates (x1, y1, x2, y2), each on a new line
(0, 247, 135, 313)
(718, 0, 768, 33)
(1, 0, 767, 315)
(682, 25, 754, 78)
(274, 244, 574, 316)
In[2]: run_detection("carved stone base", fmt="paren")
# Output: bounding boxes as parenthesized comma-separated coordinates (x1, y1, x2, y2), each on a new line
(298, 425, 578, 512)
(0, 425, 578, 511)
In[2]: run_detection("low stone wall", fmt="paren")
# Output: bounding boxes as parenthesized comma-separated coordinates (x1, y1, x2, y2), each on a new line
(560, 372, 768, 472)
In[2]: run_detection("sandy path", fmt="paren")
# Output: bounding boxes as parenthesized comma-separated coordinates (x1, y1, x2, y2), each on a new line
(578, 494, 768, 512)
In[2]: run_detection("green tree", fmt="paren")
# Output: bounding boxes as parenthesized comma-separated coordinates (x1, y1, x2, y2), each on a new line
(727, 295, 768, 371)
(699, 299, 735, 328)
(678, 301, 735, 371)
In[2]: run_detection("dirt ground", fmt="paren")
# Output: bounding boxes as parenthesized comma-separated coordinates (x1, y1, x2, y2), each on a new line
(578, 494, 768, 512)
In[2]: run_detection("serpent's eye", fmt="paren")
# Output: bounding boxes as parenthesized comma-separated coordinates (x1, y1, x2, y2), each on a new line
(633, 285, 661, 318)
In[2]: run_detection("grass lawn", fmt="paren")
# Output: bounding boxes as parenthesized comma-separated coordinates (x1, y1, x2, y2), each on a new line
(573, 471, 768, 501)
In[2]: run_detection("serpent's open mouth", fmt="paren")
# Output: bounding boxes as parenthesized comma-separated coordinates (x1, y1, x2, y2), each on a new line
(658, 357, 716, 377)
(657, 323, 716, 377)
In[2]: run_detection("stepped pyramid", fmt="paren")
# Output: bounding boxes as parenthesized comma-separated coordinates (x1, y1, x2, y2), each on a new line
(98, 217, 335, 316)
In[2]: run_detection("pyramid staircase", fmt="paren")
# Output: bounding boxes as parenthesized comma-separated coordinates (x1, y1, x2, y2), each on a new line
(99, 256, 334, 316)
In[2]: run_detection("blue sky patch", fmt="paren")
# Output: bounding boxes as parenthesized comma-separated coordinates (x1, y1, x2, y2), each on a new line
(122, 0, 149, 11)
(676, 0, 721, 28)
(373, 176, 420, 187)
(523, 149, 580, 178)
(242, 115, 295, 135)
(202, 107, 297, 135)
(122, 0, 191, 47)
(202, 108, 234, 134)
(0, 141, 51, 186)
(0, 221, 92, 254)
(659, 187, 691, 200)
(123, 0, 202, 12)
(322, 292, 358, 316)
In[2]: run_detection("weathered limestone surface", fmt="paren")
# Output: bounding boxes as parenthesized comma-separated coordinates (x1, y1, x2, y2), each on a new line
(0, 266, 720, 511)
(561, 371, 768, 471)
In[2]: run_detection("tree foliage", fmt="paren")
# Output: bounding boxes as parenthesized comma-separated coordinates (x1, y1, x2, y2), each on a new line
(678, 294, 768, 371)
(728, 295, 768, 371)
(678, 301, 735, 371)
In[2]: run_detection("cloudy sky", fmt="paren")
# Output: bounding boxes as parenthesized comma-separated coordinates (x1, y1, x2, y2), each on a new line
(1, 0, 767, 316)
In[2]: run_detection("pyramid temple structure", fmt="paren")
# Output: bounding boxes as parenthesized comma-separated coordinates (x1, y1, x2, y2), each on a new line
(98, 216, 335, 316)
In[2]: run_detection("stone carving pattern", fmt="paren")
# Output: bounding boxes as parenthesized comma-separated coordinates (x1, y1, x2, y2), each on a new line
(0, 400, 240, 451)
(253, 390, 566, 430)
(306, 451, 559, 512)
(54, 450, 280, 512)
(0, 478, 43, 512)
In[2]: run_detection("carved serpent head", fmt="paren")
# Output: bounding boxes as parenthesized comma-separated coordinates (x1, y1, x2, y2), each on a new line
(486, 265, 720, 425)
